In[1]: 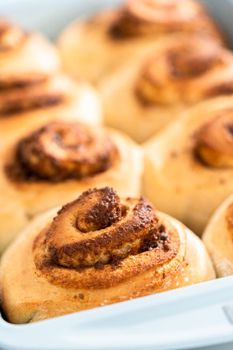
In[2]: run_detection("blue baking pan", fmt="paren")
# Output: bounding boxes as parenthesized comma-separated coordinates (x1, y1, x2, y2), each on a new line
(1, 1, 233, 349)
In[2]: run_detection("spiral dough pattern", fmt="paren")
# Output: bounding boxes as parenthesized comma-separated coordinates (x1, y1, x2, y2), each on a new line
(10, 121, 119, 181)
(33, 187, 180, 289)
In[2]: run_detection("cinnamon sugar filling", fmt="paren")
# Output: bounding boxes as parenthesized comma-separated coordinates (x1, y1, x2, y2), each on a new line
(32, 188, 180, 289)
(6, 122, 118, 182)
(135, 39, 222, 105)
(110, 0, 206, 39)
(195, 111, 233, 168)
(0, 19, 63, 115)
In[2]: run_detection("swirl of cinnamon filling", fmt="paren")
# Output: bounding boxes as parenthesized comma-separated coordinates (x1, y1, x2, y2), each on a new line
(135, 37, 222, 105)
(0, 75, 67, 116)
(0, 18, 62, 115)
(33, 187, 180, 288)
(195, 111, 233, 168)
(0, 22, 65, 116)
(12, 121, 118, 181)
(0, 18, 26, 51)
(110, 0, 212, 38)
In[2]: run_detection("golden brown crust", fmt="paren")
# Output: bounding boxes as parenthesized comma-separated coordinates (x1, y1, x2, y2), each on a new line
(135, 36, 230, 106)
(58, 0, 223, 85)
(205, 81, 233, 98)
(0, 19, 95, 121)
(203, 194, 233, 277)
(0, 18, 70, 142)
(195, 111, 233, 168)
(0, 76, 102, 148)
(0, 73, 46, 89)
(0, 188, 215, 322)
(0, 121, 142, 253)
(101, 33, 233, 142)
(0, 18, 102, 145)
(109, 0, 222, 40)
(8, 121, 118, 181)
(33, 187, 179, 289)
(0, 18, 60, 85)
(0, 79, 66, 115)
(143, 97, 233, 234)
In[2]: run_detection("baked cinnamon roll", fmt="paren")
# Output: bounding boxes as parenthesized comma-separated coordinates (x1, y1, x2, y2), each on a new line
(0, 187, 215, 323)
(203, 194, 233, 277)
(101, 34, 233, 142)
(0, 120, 142, 253)
(0, 17, 59, 83)
(58, 0, 223, 85)
(0, 18, 102, 145)
(143, 96, 233, 235)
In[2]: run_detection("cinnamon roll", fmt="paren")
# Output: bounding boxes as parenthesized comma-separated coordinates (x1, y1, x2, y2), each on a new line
(101, 34, 233, 142)
(143, 96, 233, 235)
(0, 17, 59, 83)
(0, 120, 142, 253)
(0, 187, 215, 323)
(0, 18, 102, 145)
(203, 194, 233, 277)
(58, 0, 223, 85)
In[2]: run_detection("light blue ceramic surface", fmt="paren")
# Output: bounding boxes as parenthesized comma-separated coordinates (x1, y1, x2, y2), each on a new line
(0, 277, 233, 350)
(1, 1, 233, 349)
(1, 0, 233, 44)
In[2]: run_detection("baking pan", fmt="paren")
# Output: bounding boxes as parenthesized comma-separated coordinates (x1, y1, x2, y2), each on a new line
(1, 1, 233, 349)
